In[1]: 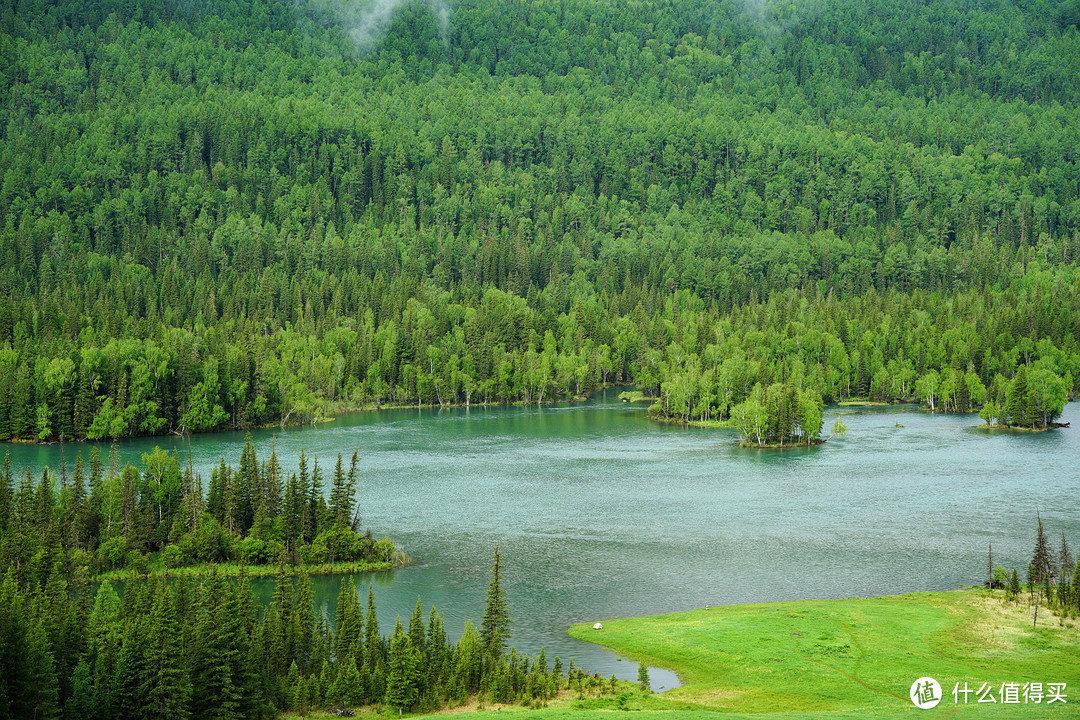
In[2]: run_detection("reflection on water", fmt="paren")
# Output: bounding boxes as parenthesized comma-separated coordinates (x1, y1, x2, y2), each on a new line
(9, 392, 1079, 686)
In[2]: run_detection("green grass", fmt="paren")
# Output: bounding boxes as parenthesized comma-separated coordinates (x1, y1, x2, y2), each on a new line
(288, 588, 1077, 720)
(556, 589, 1079, 718)
(619, 390, 658, 403)
(836, 400, 892, 407)
(93, 558, 395, 582)
(403, 589, 1078, 719)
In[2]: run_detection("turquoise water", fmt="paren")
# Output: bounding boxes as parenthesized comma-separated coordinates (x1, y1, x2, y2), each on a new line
(5, 391, 1078, 687)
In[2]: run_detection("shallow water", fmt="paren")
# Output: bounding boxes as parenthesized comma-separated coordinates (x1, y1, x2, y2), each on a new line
(6, 392, 1078, 688)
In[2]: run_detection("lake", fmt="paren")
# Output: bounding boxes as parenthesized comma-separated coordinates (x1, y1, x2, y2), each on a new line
(5, 390, 1079, 688)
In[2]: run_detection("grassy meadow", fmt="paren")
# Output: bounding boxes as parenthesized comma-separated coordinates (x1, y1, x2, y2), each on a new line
(403, 588, 1078, 720)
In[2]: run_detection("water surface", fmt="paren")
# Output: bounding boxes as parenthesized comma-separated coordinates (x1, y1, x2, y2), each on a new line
(6, 392, 1078, 687)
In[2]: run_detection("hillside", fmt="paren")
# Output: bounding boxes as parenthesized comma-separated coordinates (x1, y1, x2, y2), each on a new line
(0, 0, 1078, 442)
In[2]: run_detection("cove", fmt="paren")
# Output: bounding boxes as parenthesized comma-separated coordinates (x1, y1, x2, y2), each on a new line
(4, 390, 1078, 687)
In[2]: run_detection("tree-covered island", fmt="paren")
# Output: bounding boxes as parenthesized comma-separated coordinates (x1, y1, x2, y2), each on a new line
(0, 437, 405, 582)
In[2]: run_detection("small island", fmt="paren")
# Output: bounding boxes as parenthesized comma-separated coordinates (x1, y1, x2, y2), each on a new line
(976, 365, 1070, 431)
(649, 381, 827, 447)
(0, 435, 406, 583)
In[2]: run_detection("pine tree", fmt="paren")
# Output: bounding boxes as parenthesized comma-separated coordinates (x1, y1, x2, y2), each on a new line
(363, 584, 384, 699)
(0, 450, 13, 534)
(334, 577, 362, 662)
(191, 572, 244, 720)
(237, 433, 258, 533)
(63, 658, 94, 720)
(1031, 513, 1052, 589)
(329, 452, 359, 527)
(384, 619, 418, 715)
(141, 584, 192, 720)
(1059, 532, 1073, 587)
(481, 544, 511, 661)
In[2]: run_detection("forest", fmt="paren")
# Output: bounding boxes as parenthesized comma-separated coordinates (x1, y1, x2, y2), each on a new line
(2, 0, 1080, 716)
(0, 0, 1077, 445)
(0, 540, 590, 719)
(0, 438, 402, 582)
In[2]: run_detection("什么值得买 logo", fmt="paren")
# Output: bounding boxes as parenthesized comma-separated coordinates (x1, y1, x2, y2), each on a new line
(910, 677, 942, 709)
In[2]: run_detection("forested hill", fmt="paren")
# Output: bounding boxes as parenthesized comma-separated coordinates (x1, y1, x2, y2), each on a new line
(0, 0, 1078, 441)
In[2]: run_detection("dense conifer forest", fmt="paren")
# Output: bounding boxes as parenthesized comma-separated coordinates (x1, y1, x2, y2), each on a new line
(0, 439, 402, 580)
(0, 538, 577, 719)
(2, 0, 1080, 715)
(0, 0, 1077, 444)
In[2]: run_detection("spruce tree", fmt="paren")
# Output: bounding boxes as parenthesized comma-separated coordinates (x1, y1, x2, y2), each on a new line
(1059, 532, 1073, 587)
(363, 584, 384, 699)
(1009, 568, 1021, 602)
(334, 577, 362, 662)
(263, 440, 282, 519)
(0, 450, 13, 534)
(481, 544, 511, 661)
(329, 452, 359, 527)
(455, 621, 483, 694)
(1073, 559, 1080, 612)
(141, 584, 192, 720)
(384, 619, 418, 715)
(238, 434, 258, 533)
(290, 572, 315, 674)
(191, 572, 244, 720)
(63, 658, 94, 720)
(1005, 366, 1029, 427)
(1031, 514, 1052, 590)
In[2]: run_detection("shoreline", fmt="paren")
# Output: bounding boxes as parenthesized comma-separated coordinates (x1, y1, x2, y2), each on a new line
(7, 394, 1074, 446)
(91, 556, 407, 583)
(565, 586, 1080, 716)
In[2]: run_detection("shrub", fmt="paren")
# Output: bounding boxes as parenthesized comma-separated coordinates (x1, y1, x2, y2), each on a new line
(297, 541, 327, 565)
(237, 536, 268, 565)
(162, 544, 186, 569)
(98, 536, 127, 572)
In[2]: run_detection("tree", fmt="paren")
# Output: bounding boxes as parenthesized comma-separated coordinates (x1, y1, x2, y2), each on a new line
(1009, 568, 1021, 601)
(637, 660, 650, 692)
(190, 573, 245, 720)
(384, 619, 418, 715)
(481, 544, 511, 661)
(1059, 532, 1074, 590)
(142, 584, 192, 720)
(1031, 513, 1053, 590)
(329, 452, 359, 528)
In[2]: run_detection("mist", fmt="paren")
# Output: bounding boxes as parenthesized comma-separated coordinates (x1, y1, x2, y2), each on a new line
(307, 0, 451, 52)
